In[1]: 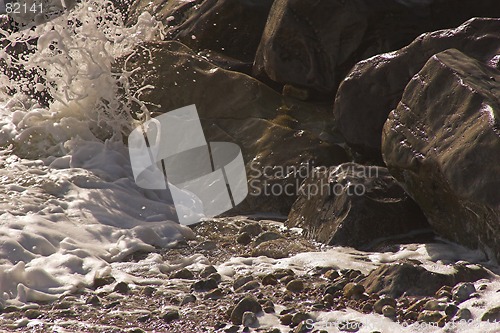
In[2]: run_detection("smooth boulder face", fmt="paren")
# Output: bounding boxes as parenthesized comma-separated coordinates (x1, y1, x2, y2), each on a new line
(254, 0, 368, 94)
(334, 18, 500, 161)
(119, 41, 348, 214)
(286, 163, 429, 249)
(382, 49, 500, 260)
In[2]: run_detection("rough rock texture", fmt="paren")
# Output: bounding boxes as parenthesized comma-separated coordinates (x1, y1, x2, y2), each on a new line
(119, 41, 348, 214)
(286, 163, 429, 249)
(381, 49, 500, 260)
(126, 0, 273, 72)
(253, 0, 367, 95)
(362, 262, 490, 298)
(255, 1, 500, 97)
(334, 18, 500, 161)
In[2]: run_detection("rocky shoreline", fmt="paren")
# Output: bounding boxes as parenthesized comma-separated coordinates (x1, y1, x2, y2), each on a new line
(0, 218, 499, 332)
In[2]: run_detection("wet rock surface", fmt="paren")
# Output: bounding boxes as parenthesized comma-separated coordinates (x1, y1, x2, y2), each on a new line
(334, 18, 500, 161)
(382, 48, 500, 260)
(287, 163, 430, 249)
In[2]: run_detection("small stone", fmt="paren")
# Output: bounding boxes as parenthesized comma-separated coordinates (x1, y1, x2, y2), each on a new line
(208, 273, 222, 283)
(338, 320, 362, 332)
(240, 223, 262, 236)
(113, 281, 129, 294)
(137, 314, 150, 322)
(481, 306, 500, 322)
(286, 279, 305, 293)
(127, 328, 145, 333)
(456, 308, 472, 321)
(237, 281, 260, 292)
(200, 265, 218, 278)
(24, 309, 41, 319)
(53, 301, 72, 309)
(195, 241, 217, 251)
(142, 286, 155, 296)
(266, 329, 281, 333)
(343, 283, 365, 298)
(230, 296, 262, 325)
(264, 306, 275, 313)
(452, 282, 476, 303)
(242, 311, 258, 327)
(445, 304, 459, 317)
(192, 278, 218, 292)
(274, 268, 295, 279)
(162, 310, 180, 323)
(322, 294, 334, 306)
(407, 298, 428, 312)
(423, 300, 447, 311)
(373, 297, 396, 314)
(237, 232, 252, 245)
(324, 269, 340, 280)
(93, 276, 115, 289)
(281, 275, 295, 285)
(180, 294, 197, 305)
(171, 268, 195, 280)
(86, 295, 100, 306)
(292, 312, 310, 325)
(262, 274, 278, 286)
(205, 288, 224, 300)
(255, 231, 282, 245)
(234, 275, 254, 290)
(403, 311, 418, 321)
(417, 311, 443, 323)
(224, 326, 239, 333)
(280, 314, 293, 325)
(382, 305, 396, 318)
(294, 320, 312, 333)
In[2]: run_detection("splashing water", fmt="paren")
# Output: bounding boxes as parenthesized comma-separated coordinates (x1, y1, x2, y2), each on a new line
(0, 0, 163, 157)
(0, 1, 196, 307)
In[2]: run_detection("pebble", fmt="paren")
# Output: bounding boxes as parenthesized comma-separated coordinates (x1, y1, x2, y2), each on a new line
(382, 305, 396, 318)
(234, 275, 255, 290)
(423, 299, 447, 311)
(280, 314, 293, 325)
(180, 294, 197, 305)
(86, 295, 100, 306)
(93, 276, 115, 289)
(162, 310, 180, 323)
(236, 232, 252, 245)
(192, 278, 218, 292)
(237, 280, 260, 292)
(207, 272, 222, 283)
(204, 288, 224, 300)
(292, 312, 310, 325)
(113, 282, 130, 294)
(242, 311, 258, 327)
(373, 297, 396, 314)
(452, 282, 476, 303)
(262, 273, 278, 286)
(343, 283, 365, 298)
(481, 306, 500, 322)
(240, 223, 262, 236)
(455, 308, 472, 321)
(170, 268, 195, 280)
(24, 309, 41, 319)
(230, 296, 262, 325)
(142, 286, 155, 296)
(324, 269, 340, 280)
(200, 266, 218, 278)
(294, 321, 312, 333)
(286, 279, 305, 293)
(273, 268, 295, 279)
(255, 231, 282, 245)
(195, 241, 217, 251)
(445, 304, 459, 317)
(417, 310, 443, 323)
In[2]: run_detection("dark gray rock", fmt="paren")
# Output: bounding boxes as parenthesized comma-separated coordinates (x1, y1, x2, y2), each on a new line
(381, 48, 500, 260)
(287, 163, 430, 249)
(230, 296, 262, 325)
(481, 306, 500, 322)
(335, 18, 500, 162)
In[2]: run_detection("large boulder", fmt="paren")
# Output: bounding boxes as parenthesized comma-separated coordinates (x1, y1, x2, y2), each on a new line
(286, 163, 429, 249)
(381, 49, 500, 260)
(119, 41, 348, 214)
(254, 1, 500, 98)
(127, 0, 274, 68)
(334, 18, 500, 162)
